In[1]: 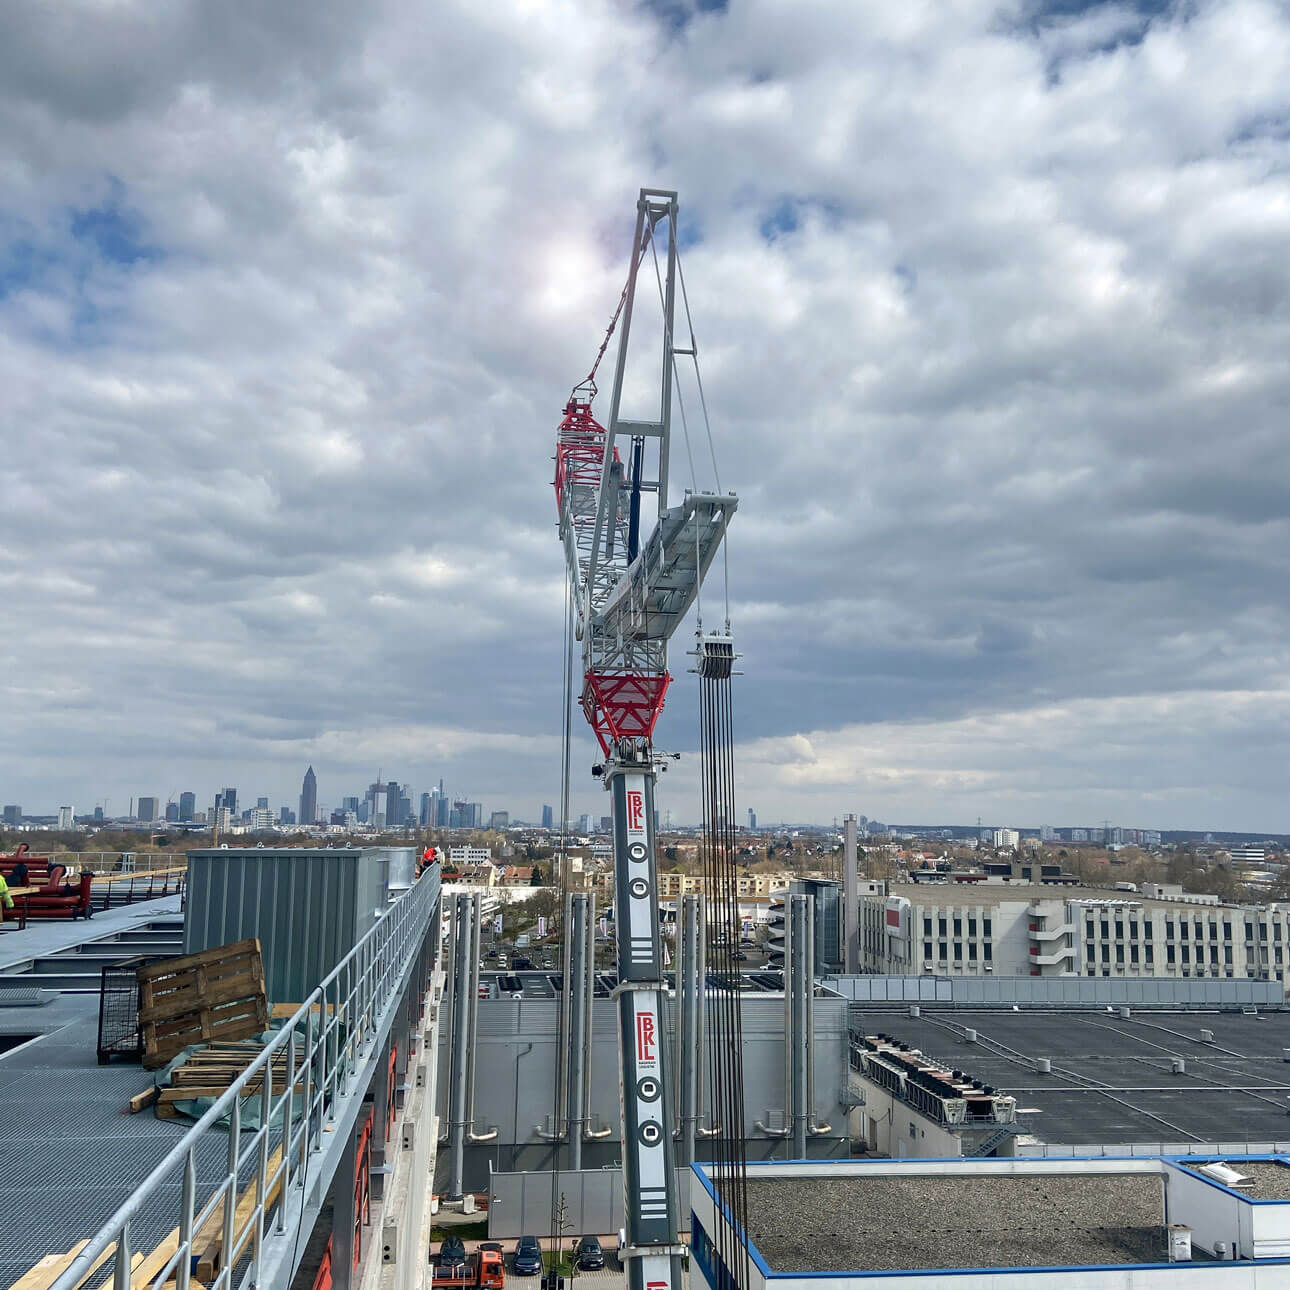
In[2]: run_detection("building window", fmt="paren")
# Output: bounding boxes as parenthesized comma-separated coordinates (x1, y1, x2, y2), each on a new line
(923, 917, 932, 936)
(1115, 945, 1124, 963)
(983, 918, 992, 937)
(953, 917, 962, 937)
(968, 943, 978, 961)
(968, 917, 978, 937)
(923, 941, 932, 962)
(939, 918, 947, 937)
(953, 943, 962, 961)
(984, 943, 992, 962)
(1167, 945, 1175, 965)
(938, 942, 947, 961)
(1101, 920, 1110, 938)
(1225, 945, 1233, 964)
(1145, 945, 1154, 963)
(1100, 944, 1109, 962)
(1181, 946, 1190, 964)
(1130, 945, 1139, 964)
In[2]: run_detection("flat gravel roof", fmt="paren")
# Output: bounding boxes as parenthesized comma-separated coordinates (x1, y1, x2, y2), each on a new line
(1184, 1159, 1290, 1200)
(741, 1172, 1167, 1272)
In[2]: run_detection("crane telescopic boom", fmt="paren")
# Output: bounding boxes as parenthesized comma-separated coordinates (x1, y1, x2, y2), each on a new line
(552, 188, 736, 1290)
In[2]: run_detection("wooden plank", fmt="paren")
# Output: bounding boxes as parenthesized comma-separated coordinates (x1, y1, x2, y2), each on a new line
(192, 1145, 284, 1282)
(130, 1228, 179, 1290)
(137, 939, 261, 981)
(68, 1243, 139, 1290)
(128, 1085, 160, 1113)
(158, 1081, 303, 1103)
(8, 1241, 89, 1290)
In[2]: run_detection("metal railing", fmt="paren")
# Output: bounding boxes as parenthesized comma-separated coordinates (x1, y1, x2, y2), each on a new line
(93, 869, 186, 910)
(52, 872, 437, 1290)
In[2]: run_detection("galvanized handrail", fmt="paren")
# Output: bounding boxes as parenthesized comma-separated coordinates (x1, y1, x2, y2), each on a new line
(52, 872, 436, 1290)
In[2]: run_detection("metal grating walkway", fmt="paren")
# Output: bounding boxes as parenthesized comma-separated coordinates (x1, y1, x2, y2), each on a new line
(0, 1012, 240, 1285)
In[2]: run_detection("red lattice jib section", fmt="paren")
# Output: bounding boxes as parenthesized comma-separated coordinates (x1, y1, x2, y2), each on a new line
(554, 398, 613, 513)
(581, 671, 672, 755)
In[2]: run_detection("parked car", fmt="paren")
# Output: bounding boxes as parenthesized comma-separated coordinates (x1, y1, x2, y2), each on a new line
(574, 1237, 604, 1271)
(435, 1236, 467, 1267)
(512, 1235, 543, 1276)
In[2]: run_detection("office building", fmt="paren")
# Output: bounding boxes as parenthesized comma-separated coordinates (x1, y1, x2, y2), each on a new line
(165, 802, 179, 822)
(221, 788, 238, 817)
(858, 881, 1290, 987)
(280, 807, 296, 826)
(249, 807, 275, 830)
(489, 811, 509, 830)
(992, 828, 1019, 850)
(436, 790, 449, 828)
(420, 792, 432, 827)
(577, 813, 594, 834)
(137, 796, 158, 823)
(541, 804, 554, 830)
(93, 806, 104, 822)
(748, 808, 757, 830)
(178, 791, 195, 822)
(299, 766, 317, 827)
(57, 806, 74, 830)
(1039, 824, 1055, 841)
(256, 796, 268, 810)
(212, 805, 232, 833)
(386, 780, 403, 828)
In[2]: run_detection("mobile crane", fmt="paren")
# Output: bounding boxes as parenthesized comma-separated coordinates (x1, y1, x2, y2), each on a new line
(552, 189, 736, 1290)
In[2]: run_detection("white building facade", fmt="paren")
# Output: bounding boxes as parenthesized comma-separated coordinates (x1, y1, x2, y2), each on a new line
(859, 884, 1290, 987)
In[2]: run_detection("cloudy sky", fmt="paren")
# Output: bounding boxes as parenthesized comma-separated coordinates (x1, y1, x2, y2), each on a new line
(3, 0, 1289, 831)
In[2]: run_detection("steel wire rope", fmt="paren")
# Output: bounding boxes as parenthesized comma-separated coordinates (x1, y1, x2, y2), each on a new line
(699, 661, 752, 1290)
(649, 230, 698, 492)
(675, 250, 731, 627)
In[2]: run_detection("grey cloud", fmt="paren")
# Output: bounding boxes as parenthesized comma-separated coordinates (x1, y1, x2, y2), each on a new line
(2, 0, 1289, 829)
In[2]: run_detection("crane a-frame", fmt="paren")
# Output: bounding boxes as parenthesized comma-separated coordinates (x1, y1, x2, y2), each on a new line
(553, 188, 736, 1290)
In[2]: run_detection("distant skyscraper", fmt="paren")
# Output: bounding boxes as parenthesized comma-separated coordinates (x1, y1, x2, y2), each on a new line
(165, 802, 179, 822)
(222, 788, 238, 816)
(366, 779, 387, 828)
(137, 796, 159, 823)
(280, 806, 296, 826)
(342, 797, 360, 815)
(748, 808, 757, 830)
(93, 805, 104, 822)
(386, 780, 402, 828)
(2, 805, 19, 826)
(58, 806, 74, 830)
(256, 796, 269, 810)
(420, 792, 432, 826)
(299, 766, 317, 826)
(436, 793, 448, 827)
(179, 791, 195, 822)
(490, 811, 509, 830)
(541, 804, 554, 830)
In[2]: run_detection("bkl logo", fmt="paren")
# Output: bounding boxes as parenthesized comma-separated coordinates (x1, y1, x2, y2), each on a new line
(626, 790, 645, 833)
(636, 1009, 657, 1063)
(647, 1282, 668, 1290)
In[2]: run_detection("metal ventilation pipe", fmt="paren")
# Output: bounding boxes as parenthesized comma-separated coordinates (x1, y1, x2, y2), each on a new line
(445, 892, 476, 1199)
(788, 893, 811, 1158)
(565, 892, 592, 1169)
(843, 815, 859, 974)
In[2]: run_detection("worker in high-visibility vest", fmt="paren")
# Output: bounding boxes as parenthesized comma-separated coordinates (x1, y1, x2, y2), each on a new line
(0, 871, 12, 920)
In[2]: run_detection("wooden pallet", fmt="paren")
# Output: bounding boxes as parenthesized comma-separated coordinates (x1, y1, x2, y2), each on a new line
(138, 939, 268, 1070)
(155, 1040, 302, 1117)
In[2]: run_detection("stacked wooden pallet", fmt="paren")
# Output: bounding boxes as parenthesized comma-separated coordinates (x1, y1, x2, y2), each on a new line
(154, 1040, 295, 1118)
(138, 938, 268, 1070)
